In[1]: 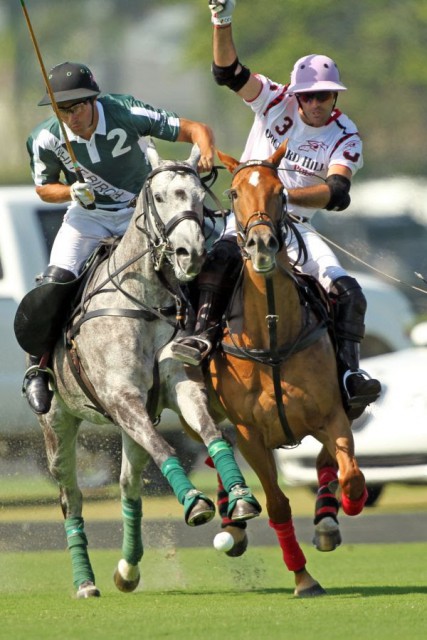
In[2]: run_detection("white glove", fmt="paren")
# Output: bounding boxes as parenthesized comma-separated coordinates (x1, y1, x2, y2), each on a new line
(70, 181, 95, 208)
(209, 0, 236, 27)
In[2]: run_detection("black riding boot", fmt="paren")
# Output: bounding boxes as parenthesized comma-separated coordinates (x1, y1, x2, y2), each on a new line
(23, 354, 53, 415)
(331, 276, 382, 419)
(22, 265, 76, 415)
(171, 239, 242, 366)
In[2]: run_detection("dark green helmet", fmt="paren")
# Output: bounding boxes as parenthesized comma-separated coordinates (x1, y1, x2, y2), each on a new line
(38, 62, 100, 106)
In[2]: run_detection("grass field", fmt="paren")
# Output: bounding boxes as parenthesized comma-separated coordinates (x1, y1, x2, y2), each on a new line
(0, 544, 426, 640)
(1, 466, 426, 639)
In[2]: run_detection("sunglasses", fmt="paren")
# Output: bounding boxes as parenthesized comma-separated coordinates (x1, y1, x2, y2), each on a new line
(296, 91, 335, 104)
(57, 99, 90, 116)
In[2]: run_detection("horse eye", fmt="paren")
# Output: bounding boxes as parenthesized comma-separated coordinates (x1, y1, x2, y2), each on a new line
(224, 189, 236, 201)
(154, 193, 164, 203)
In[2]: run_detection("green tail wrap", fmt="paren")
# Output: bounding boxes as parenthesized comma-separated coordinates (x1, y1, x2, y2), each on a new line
(121, 497, 143, 566)
(207, 438, 246, 493)
(161, 456, 195, 504)
(64, 516, 95, 588)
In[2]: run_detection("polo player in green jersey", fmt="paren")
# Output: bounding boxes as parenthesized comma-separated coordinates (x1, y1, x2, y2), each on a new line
(23, 61, 215, 415)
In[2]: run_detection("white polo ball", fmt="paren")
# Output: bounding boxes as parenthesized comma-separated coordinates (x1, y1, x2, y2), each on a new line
(213, 531, 234, 552)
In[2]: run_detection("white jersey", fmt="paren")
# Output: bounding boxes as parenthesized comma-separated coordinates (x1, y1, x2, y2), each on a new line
(240, 74, 363, 221)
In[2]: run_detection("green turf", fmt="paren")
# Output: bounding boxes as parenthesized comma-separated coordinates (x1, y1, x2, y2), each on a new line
(0, 544, 426, 640)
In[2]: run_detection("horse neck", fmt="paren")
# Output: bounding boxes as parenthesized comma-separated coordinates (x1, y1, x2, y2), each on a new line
(108, 216, 175, 308)
(242, 254, 302, 347)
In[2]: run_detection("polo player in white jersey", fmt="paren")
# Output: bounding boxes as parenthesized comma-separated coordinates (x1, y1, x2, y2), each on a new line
(171, 1, 381, 421)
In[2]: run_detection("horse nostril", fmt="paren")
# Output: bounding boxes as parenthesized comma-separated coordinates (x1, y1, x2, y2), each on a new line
(175, 247, 190, 258)
(267, 237, 280, 252)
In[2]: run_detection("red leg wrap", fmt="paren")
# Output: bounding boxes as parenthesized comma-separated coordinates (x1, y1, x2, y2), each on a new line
(341, 486, 368, 516)
(269, 519, 306, 572)
(314, 466, 339, 524)
(317, 466, 338, 487)
(204, 456, 215, 469)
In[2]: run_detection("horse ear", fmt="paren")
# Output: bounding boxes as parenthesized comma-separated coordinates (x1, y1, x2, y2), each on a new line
(270, 139, 288, 168)
(146, 138, 160, 169)
(217, 148, 239, 174)
(187, 143, 201, 169)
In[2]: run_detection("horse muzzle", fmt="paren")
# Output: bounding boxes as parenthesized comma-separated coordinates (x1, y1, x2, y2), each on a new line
(244, 228, 280, 274)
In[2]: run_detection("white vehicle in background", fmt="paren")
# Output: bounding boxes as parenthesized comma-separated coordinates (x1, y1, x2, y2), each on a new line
(275, 347, 427, 506)
(0, 185, 418, 490)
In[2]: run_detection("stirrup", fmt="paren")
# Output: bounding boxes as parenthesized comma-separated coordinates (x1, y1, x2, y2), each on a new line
(343, 368, 381, 407)
(170, 336, 213, 366)
(21, 364, 55, 394)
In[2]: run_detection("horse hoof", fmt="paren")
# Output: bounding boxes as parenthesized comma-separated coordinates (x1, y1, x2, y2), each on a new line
(226, 533, 248, 557)
(312, 516, 342, 552)
(294, 582, 327, 598)
(113, 559, 141, 593)
(187, 499, 216, 527)
(230, 498, 261, 522)
(228, 485, 262, 522)
(76, 580, 101, 599)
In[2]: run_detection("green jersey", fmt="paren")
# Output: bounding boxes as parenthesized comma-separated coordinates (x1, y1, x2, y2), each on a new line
(26, 94, 180, 207)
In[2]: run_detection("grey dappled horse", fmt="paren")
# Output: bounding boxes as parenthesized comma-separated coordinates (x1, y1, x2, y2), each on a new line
(38, 142, 261, 598)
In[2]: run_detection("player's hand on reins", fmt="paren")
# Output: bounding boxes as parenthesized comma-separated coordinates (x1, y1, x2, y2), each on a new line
(209, 0, 236, 26)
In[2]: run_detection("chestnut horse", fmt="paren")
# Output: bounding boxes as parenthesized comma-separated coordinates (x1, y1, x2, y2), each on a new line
(209, 141, 368, 597)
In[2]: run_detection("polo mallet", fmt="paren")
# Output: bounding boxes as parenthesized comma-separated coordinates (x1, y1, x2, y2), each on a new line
(20, 0, 96, 208)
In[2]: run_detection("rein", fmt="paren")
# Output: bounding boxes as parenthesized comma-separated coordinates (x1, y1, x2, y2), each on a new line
(222, 158, 328, 447)
(69, 161, 209, 338)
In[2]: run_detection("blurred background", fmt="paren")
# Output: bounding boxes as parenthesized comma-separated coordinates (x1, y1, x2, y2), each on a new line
(3, 0, 427, 182)
(1, 0, 427, 509)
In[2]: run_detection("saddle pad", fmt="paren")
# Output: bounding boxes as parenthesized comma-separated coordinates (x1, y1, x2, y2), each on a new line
(14, 279, 81, 357)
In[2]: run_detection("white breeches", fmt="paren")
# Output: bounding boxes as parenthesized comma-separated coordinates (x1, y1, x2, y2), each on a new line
(49, 204, 133, 276)
(286, 222, 348, 293)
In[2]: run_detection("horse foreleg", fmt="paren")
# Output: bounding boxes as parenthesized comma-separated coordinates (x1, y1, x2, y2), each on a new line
(313, 446, 341, 552)
(205, 456, 248, 557)
(236, 429, 326, 597)
(113, 434, 147, 592)
(172, 374, 262, 522)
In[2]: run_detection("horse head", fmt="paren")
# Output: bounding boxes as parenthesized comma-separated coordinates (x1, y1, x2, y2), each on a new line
(217, 141, 288, 274)
(143, 141, 207, 282)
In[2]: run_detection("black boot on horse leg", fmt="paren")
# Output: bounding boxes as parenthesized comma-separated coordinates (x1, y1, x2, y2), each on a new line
(22, 265, 76, 415)
(171, 239, 242, 366)
(331, 276, 381, 419)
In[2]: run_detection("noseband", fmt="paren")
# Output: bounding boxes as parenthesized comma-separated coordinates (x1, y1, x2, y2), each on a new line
(141, 163, 204, 269)
(230, 160, 287, 254)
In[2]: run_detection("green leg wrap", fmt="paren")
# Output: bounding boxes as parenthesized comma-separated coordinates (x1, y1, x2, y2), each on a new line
(64, 517, 95, 589)
(161, 456, 196, 504)
(161, 456, 215, 524)
(121, 497, 143, 566)
(208, 439, 261, 518)
(207, 439, 246, 492)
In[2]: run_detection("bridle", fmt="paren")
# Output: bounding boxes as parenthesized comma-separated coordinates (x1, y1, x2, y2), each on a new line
(230, 160, 287, 257)
(138, 162, 205, 271)
(223, 158, 326, 447)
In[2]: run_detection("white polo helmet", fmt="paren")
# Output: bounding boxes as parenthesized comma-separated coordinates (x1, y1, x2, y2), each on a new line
(286, 54, 347, 94)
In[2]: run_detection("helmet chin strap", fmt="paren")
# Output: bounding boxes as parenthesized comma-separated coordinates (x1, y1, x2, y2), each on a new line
(88, 98, 97, 128)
